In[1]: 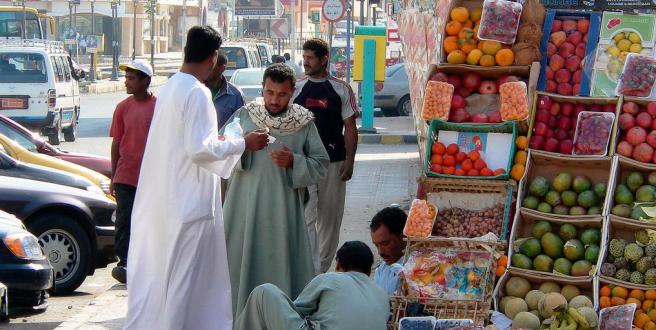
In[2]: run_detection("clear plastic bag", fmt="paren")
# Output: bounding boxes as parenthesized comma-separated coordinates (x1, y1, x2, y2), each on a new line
(477, 0, 523, 45)
(599, 303, 637, 330)
(422, 81, 454, 121)
(398, 316, 436, 330)
(223, 117, 243, 139)
(616, 53, 656, 97)
(403, 199, 437, 238)
(499, 81, 528, 121)
(433, 319, 474, 330)
(573, 111, 615, 156)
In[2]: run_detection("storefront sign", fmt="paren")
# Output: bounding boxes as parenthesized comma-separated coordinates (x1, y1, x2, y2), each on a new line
(539, 0, 594, 9)
(594, 0, 656, 10)
(235, 0, 276, 16)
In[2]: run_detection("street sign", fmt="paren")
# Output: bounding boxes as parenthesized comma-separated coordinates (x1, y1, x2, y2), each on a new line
(270, 18, 289, 39)
(322, 0, 345, 22)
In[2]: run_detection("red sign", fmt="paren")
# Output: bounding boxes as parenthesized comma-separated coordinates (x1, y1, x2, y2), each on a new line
(387, 28, 400, 42)
(0, 98, 26, 110)
(322, 0, 346, 22)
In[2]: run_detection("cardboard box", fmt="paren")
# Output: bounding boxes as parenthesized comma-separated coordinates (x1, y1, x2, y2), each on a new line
(436, 0, 485, 65)
(538, 10, 602, 97)
(493, 268, 599, 313)
(519, 150, 614, 218)
(598, 216, 656, 291)
(591, 12, 656, 97)
(606, 155, 656, 228)
(527, 91, 621, 158)
(507, 208, 604, 279)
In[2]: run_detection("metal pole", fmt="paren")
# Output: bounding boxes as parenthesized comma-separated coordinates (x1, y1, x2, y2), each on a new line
(90, 0, 95, 81)
(290, 0, 296, 62)
(372, 6, 376, 26)
(182, 0, 187, 49)
(111, 1, 118, 81)
(299, 0, 302, 41)
(132, 0, 137, 60)
(74, 5, 79, 63)
(346, 1, 351, 83)
(359, 0, 364, 25)
(150, 0, 154, 74)
(21, 0, 25, 39)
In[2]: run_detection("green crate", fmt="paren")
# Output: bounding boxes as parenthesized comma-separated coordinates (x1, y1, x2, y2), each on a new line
(424, 120, 518, 180)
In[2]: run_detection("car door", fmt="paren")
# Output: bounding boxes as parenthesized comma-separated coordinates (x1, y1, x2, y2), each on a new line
(49, 55, 69, 121)
(57, 56, 75, 127)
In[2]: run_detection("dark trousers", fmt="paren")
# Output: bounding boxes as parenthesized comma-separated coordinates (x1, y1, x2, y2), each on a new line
(114, 183, 136, 267)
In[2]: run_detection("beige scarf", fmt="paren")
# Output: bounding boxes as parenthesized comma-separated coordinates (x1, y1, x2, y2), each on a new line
(245, 99, 314, 136)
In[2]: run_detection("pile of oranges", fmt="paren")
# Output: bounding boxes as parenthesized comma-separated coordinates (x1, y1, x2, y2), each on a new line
(444, 6, 515, 66)
(496, 255, 508, 277)
(599, 285, 656, 330)
(510, 136, 528, 181)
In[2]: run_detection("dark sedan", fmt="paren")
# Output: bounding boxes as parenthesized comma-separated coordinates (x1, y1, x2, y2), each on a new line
(0, 115, 111, 177)
(0, 177, 116, 294)
(0, 150, 106, 197)
(0, 210, 53, 314)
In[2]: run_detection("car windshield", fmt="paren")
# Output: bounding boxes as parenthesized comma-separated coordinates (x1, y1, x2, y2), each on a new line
(0, 52, 47, 83)
(223, 47, 249, 70)
(0, 122, 37, 152)
(231, 70, 263, 86)
(385, 64, 403, 78)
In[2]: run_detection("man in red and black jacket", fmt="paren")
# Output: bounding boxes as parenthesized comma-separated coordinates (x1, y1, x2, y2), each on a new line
(293, 38, 359, 274)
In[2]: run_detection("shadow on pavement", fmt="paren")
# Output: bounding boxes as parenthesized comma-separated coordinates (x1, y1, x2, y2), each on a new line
(77, 118, 112, 138)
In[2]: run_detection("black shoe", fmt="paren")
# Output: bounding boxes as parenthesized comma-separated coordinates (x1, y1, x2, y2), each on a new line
(112, 266, 127, 284)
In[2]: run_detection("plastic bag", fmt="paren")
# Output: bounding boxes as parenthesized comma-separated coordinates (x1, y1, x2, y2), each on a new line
(398, 316, 436, 330)
(477, 0, 523, 45)
(422, 81, 453, 121)
(403, 199, 437, 238)
(599, 303, 637, 330)
(434, 319, 474, 330)
(499, 81, 528, 121)
(616, 53, 656, 97)
(224, 117, 243, 139)
(573, 111, 615, 156)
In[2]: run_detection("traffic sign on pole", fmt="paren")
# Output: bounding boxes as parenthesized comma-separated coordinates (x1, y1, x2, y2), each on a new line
(322, 0, 345, 22)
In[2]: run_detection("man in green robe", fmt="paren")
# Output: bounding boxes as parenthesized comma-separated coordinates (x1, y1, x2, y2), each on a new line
(222, 64, 330, 315)
(234, 241, 390, 330)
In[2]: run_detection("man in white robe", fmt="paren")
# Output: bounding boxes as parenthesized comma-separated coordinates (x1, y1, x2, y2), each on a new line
(123, 26, 269, 330)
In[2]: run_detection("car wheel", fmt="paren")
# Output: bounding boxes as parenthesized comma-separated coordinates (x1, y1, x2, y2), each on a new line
(396, 95, 411, 116)
(48, 116, 62, 146)
(63, 118, 77, 142)
(28, 215, 92, 295)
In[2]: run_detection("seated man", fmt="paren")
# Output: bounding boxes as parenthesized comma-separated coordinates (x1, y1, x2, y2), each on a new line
(370, 206, 408, 296)
(234, 241, 390, 330)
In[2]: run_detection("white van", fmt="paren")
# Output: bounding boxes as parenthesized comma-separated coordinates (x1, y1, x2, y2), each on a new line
(221, 43, 262, 81)
(0, 39, 82, 145)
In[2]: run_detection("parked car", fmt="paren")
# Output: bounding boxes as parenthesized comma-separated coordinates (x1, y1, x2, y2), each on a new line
(0, 39, 83, 145)
(374, 63, 411, 117)
(222, 43, 262, 80)
(0, 133, 112, 199)
(0, 209, 52, 313)
(0, 177, 116, 294)
(0, 149, 105, 197)
(0, 114, 111, 177)
(230, 68, 266, 103)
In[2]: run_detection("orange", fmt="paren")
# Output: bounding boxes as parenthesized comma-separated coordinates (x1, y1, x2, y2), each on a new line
(458, 27, 475, 41)
(467, 49, 483, 65)
(645, 300, 655, 312)
(447, 50, 466, 64)
(600, 286, 612, 297)
(510, 163, 525, 181)
(468, 150, 480, 161)
(450, 7, 469, 23)
(443, 166, 455, 175)
(481, 40, 503, 56)
(636, 312, 651, 328)
(613, 286, 629, 299)
(498, 255, 508, 268)
(431, 154, 443, 165)
(494, 168, 506, 176)
(463, 20, 474, 29)
(474, 159, 487, 170)
(461, 159, 473, 172)
(470, 8, 482, 22)
(631, 289, 646, 301)
(612, 296, 626, 306)
(647, 290, 656, 300)
(432, 142, 447, 155)
(645, 321, 656, 330)
(495, 49, 515, 66)
(514, 150, 527, 165)
(467, 169, 479, 176)
(455, 169, 466, 176)
(446, 144, 459, 155)
(445, 21, 462, 36)
(628, 297, 642, 310)
(456, 152, 467, 163)
(649, 309, 656, 321)
(479, 54, 496, 67)
(460, 40, 477, 55)
(443, 155, 456, 167)
(600, 296, 611, 308)
(515, 136, 528, 150)
(480, 168, 493, 176)
(495, 265, 505, 277)
(443, 36, 459, 54)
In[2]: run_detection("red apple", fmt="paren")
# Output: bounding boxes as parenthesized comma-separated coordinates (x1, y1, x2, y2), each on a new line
(555, 69, 572, 83)
(548, 116, 558, 129)
(637, 112, 652, 129)
(547, 43, 557, 57)
(555, 129, 569, 141)
(566, 56, 581, 72)
(561, 102, 575, 116)
(544, 138, 559, 152)
(559, 139, 574, 154)
(617, 141, 634, 157)
(618, 113, 636, 131)
(575, 44, 586, 59)
(536, 109, 551, 124)
(588, 104, 602, 113)
(572, 70, 583, 84)
(558, 116, 571, 130)
(647, 131, 656, 148)
(549, 54, 566, 72)
(573, 84, 581, 95)
(546, 67, 555, 80)
(449, 108, 468, 123)
(567, 31, 583, 45)
(456, 86, 472, 98)
(497, 75, 521, 86)
(447, 75, 462, 89)
(471, 113, 489, 123)
(430, 72, 448, 82)
(534, 122, 548, 136)
(530, 135, 545, 150)
(537, 95, 553, 111)
(648, 102, 656, 117)
(451, 94, 466, 110)
(463, 72, 482, 91)
(488, 112, 502, 123)
(557, 82, 573, 95)
(551, 20, 563, 33)
(546, 80, 558, 93)
(558, 42, 576, 59)
(574, 104, 587, 117)
(623, 101, 640, 115)
(604, 104, 616, 113)
(550, 103, 561, 116)
(479, 80, 498, 94)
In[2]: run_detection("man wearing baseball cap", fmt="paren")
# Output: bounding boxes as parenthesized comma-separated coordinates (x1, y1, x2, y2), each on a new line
(109, 59, 155, 283)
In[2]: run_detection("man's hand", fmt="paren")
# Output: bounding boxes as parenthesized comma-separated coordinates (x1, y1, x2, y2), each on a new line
(339, 159, 354, 181)
(109, 181, 115, 197)
(244, 129, 269, 152)
(269, 145, 294, 168)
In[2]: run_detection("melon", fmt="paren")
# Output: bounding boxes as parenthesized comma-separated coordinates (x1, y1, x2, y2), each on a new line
(500, 296, 514, 313)
(561, 285, 580, 302)
(505, 277, 531, 299)
(525, 290, 545, 310)
(539, 292, 567, 318)
(569, 295, 593, 309)
(512, 311, 541, 330)
(505, 298, 529, 319)
(538, 281, 561, 294)
(578, 307, 599, 328)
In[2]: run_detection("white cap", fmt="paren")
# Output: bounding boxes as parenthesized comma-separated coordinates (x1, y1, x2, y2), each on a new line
(119, 59, 154, 77)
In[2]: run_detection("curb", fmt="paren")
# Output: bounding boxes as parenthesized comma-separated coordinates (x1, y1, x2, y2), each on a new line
(81, 76, 168, 95)
(359, 134, 417, 144)
(56, 284, 127, 330)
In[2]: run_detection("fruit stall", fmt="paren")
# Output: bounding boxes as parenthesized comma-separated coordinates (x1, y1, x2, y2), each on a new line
(391, 0, 656, 328)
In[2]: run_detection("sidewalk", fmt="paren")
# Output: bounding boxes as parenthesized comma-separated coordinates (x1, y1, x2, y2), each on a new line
(357, 116, 417, 145)
(80, 75, 169, 94)
(55, 144, 419, 329)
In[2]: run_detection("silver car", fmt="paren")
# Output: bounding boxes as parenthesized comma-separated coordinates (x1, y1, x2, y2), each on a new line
(230, 68, 266, 103)
(375, 63, 410, 116)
